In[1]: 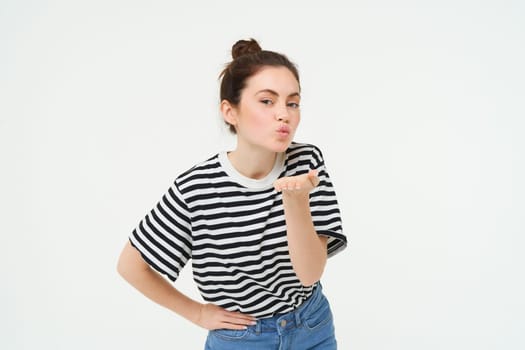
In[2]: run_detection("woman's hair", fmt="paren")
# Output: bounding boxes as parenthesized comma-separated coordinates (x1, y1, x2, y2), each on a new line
(219, 38, 300, 133)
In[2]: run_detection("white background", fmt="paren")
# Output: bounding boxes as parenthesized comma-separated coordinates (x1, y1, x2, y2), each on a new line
(1, 0, 524, 349)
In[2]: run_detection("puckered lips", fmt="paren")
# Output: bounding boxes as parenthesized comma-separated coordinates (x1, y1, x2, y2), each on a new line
(276, 125, 291, 137)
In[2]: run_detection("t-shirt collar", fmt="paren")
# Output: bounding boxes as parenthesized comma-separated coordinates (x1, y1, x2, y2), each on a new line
(218, 151, 285, 189)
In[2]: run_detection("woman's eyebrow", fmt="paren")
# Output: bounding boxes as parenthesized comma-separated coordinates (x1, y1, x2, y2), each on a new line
(255, 89, 301, 98)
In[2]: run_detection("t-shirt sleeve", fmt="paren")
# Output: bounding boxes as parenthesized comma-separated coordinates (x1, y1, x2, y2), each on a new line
(129, 182, 192, 282)
(309, 145, 347, 258)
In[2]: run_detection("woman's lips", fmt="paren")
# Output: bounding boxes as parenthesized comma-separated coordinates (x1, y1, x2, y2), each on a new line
(277, 125, 290, 136)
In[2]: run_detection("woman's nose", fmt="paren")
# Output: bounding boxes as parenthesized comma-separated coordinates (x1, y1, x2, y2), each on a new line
(275, 107, 289, 122)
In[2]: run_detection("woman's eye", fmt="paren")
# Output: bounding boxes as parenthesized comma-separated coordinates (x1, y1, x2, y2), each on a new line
(287, 102, 300, 108)
(261, 99, 273, 105)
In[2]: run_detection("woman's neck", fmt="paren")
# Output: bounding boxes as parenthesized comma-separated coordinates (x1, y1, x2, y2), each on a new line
(227, 146, 277, 180)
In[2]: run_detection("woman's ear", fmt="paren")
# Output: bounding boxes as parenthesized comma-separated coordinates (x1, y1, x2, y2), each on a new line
(220, 100, 238, 128)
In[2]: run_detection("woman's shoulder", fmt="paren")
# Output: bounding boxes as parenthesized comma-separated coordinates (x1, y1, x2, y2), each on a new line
(173, 153, 222, 185)
(287, 141, 325, 160)
(286, 142, 327, 171)
(288, 141, 324, 153)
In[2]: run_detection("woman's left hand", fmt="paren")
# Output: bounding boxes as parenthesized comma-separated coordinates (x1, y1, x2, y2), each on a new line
(273, 169, 319, 194)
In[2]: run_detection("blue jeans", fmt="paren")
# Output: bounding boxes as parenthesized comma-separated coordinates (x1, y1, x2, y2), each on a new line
(204, 284, 337, 349)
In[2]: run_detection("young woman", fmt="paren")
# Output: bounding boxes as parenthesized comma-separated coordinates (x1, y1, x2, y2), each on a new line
(117, 38, 347, 349)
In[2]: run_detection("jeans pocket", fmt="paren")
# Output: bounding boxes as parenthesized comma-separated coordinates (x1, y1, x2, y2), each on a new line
(302, 295, 334, 331)
(210, 328, 250, 341)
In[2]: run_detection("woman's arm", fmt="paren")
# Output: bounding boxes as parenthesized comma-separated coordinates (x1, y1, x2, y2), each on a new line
(117, 241, 255, 329)
(274, 170, 328, 286)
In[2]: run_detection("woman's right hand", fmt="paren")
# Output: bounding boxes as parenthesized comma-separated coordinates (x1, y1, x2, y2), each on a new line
(117, 242, 256, 331)
(196, 303, 256, 330)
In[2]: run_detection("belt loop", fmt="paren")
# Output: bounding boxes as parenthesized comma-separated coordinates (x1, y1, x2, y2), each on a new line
(295, 309, 302, 327)
(255, 319, 261, 335)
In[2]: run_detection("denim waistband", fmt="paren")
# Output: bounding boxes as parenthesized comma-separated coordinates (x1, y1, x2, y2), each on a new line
(251, 283, 324, 336)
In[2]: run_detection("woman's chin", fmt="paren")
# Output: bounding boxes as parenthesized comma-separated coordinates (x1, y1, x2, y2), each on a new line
(270, 141, 292, 153)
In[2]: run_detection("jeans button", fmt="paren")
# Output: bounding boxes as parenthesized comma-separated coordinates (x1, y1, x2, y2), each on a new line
(280, 319, 287, 328)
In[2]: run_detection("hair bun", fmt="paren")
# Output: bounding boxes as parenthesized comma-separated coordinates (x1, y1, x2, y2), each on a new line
(231, 38, 262, 59)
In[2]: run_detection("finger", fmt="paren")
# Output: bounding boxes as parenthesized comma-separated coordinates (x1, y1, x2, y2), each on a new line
(219, 321, 251, 330)
(218, 320, 254, 330)
(308, 169, 320, 187)
(229, 310, 254, 317)
(223, 313, 256, 325)
(220, 310, 255, 321)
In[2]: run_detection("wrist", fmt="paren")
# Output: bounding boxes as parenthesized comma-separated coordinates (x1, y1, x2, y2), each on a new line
(281, 191, 309, 203)
(191, 302, 205, 326)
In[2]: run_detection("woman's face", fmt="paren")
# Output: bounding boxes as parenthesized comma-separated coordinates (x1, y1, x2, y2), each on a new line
(224, 66, 301, 153)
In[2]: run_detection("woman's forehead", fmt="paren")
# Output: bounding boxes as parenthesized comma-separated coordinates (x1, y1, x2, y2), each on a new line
(244, 66, 300, 95)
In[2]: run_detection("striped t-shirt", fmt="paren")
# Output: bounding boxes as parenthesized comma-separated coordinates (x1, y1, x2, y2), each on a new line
(129, 142, 347, 319)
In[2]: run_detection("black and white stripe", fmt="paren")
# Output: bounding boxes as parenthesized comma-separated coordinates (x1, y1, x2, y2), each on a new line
(130, 142, 347, 318)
